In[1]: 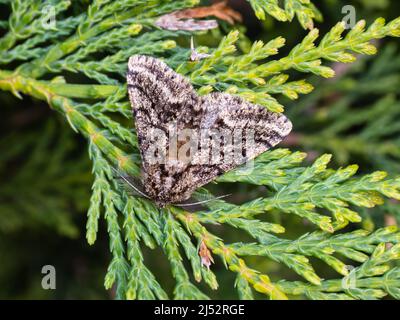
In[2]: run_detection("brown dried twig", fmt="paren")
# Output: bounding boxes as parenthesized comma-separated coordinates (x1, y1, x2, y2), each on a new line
(155, 1, 242, 31)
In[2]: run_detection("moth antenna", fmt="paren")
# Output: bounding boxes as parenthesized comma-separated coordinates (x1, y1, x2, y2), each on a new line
(190, 36, 195, 51)
(174, 193, 231, 207)
(111, 167, 151, 200)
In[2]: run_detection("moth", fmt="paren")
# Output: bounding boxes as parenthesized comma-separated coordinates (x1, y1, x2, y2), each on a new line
(127, 55, 292, 207)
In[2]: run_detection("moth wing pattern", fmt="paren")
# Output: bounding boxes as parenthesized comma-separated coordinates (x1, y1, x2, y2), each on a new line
(158, 93, 293, 206)
(200, 92, 293, 172)
(127, 55, 201, 123)
(127, 55, 205, 205)
(127, 55, 293, 206)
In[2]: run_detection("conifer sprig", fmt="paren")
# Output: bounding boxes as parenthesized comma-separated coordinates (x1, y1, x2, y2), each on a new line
(247, 0, 323, 29)
(1, 0, 400, 300)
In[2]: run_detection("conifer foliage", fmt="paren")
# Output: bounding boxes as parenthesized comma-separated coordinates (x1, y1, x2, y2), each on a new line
(0, 0, 400, 299)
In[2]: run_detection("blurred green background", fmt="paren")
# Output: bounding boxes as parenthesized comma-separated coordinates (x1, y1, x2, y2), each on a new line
(0, 0, 399, 299)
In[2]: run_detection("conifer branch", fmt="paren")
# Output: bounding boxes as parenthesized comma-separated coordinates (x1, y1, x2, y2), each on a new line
(1, 0, 400, 300)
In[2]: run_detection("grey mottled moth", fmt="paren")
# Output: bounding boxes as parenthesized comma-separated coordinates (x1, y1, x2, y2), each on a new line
(127, 55, 292, 207)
